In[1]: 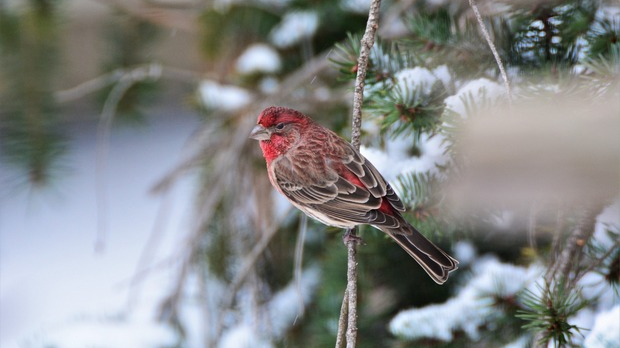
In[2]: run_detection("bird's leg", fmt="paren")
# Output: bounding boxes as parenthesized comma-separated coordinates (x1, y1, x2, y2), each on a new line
(342, 227, 364, 245)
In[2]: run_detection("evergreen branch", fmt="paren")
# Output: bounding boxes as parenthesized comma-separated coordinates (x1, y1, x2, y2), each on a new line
(518, 280, 588, 348)
(469, 0, 512, 102)
(533, 202, 607, 347)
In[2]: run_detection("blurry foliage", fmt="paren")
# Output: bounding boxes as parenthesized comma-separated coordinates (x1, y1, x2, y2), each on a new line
(0, 0, 65, 186)
(98, 11, 161, 125)
(199, 6, 279, 61)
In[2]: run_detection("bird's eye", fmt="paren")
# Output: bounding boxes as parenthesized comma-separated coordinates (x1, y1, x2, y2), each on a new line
(275, 123, 285, 130)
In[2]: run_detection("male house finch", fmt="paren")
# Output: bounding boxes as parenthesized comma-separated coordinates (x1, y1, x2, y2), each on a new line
(250, 106, 458, 284)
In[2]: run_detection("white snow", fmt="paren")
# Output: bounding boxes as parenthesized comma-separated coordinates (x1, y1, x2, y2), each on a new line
(236, 43, 282, 74)
(0, 111, 200, 348)
(270, 11, 319, 48)
(584, 305, 620, 348)
(360, 132, 449, 183)
(596, 4, 620, 21)
(453, 241, 476, 266)
(394, 67, 439, 98)
(198, 80, 253, 111)
(259, 77, 280, 94)
(218, 325, 273, 348)
(340, 0, 370, 14)
(432, 65, 452, 90)
(390, 257, 543, 341)
(501, 335, 531, 348)
(266, 266, 320, 336)
(217, 267, 321, 347)
(26, 315, 176, 348)
(593, 198, 620, 249)
(444, 78, 505, 117)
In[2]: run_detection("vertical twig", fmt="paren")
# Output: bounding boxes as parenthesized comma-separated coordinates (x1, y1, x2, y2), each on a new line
(345, 227, 359, 348)
(294, 214, 308, 316)
(469, 0, 512, 102)
(351, 0, 382, 151)
(338, 0, 382, 347)
(335, 289, 349, 348)
(95, 64, 162, 252)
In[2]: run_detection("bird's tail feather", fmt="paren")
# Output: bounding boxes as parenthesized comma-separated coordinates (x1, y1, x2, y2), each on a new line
(382, 224, 458, 284)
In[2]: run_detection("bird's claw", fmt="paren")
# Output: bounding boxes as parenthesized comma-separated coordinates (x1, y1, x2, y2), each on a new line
(342, 228, 364, 246)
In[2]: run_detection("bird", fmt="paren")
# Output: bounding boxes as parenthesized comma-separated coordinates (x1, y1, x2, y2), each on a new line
(249, 106, 458, 284)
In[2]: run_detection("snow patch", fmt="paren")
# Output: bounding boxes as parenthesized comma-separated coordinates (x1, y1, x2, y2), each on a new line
(270, 11, 318, 48)
(584, 305, 620, 348)
(217, 267, 321, 347)
(395, 67, 438, 95)
(501, 335, 530, 348)
(360, 132, 449, 183)
(198, 80, 253, 111)
(390, 257, 542, 341)
(236, 44, 281, 74)
(340, 0, 370, 14)
(444, 78, 505, 117)
(27, 316, 175, 348)
(218, 325, 273, 348)
(453, 241, 476, 266)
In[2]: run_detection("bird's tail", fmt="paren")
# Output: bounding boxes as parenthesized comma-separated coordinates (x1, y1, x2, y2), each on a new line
(381, 223, 458, 284)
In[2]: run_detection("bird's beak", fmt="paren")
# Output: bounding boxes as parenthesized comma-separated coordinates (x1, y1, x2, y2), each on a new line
(249, 124, 271, 141)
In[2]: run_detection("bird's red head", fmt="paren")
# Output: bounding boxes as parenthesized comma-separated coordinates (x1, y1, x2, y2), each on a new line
(250, 106, 314, 161)
(256, 106, 311, 128)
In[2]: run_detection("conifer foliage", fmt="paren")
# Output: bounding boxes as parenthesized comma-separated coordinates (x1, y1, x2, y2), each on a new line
(0, 0, 618, 347)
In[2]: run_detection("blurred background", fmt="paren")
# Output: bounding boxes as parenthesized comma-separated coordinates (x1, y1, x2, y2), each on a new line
(0, 0, 618, 347)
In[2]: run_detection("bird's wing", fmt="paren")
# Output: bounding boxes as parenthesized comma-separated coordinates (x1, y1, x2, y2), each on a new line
(339, 141, 406, 212)
(270, 135, 404, 228)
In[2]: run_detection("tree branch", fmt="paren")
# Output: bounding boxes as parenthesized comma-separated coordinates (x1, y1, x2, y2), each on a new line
(469, 0, 512, 102)
(350, 0, 381, 151)
(95, 64, 163, 252)
(338, 0, 382, 347)
(335, 289, 349, 348)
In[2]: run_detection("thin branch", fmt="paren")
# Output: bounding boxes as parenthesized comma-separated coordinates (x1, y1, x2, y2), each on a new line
(95, 64, 162, 252)
(350, 0, 381, 151)
(574, 238, 620, 285)
(469, 0, 512, 102)
(335, 289, 349, 348)
(345, 232, 360, 348)
(558, 203, 605, 289)
(294, 214, 309, 316)
(340, 0, 382, 347)
(55, 63, 204, 103)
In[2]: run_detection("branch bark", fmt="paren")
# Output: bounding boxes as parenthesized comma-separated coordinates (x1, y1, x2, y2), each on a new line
(469, 0, 512, 102)
(338, 0, 382, 347)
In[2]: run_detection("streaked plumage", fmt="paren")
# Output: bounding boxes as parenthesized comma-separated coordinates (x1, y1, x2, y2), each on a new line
(250, 106, 458, 284)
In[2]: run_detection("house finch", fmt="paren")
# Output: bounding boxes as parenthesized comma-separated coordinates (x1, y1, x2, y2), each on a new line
(249, 106, 458, 284)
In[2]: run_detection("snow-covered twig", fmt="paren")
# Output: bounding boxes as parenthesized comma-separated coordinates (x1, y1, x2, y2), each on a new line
(468, 0, 512, 102)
